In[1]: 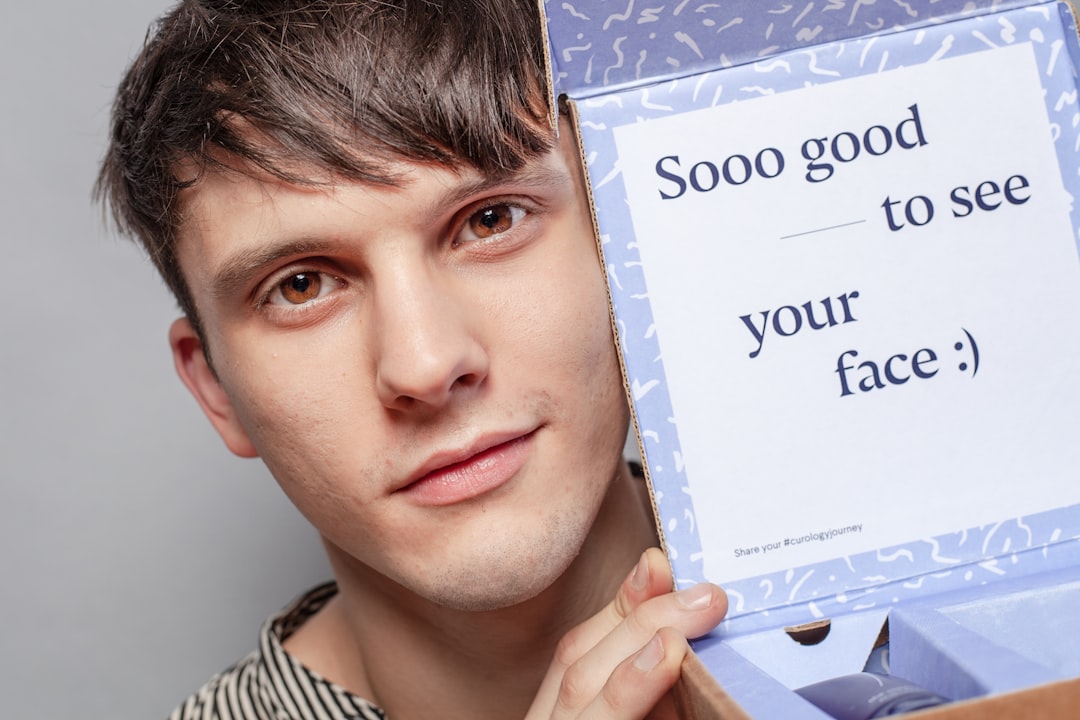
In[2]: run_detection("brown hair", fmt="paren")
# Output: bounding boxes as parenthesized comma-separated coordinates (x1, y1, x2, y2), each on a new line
(97, 0, 553, 338)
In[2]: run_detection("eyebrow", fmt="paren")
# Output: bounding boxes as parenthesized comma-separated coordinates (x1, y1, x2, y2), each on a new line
(430, 162, 569, 213)
(209, 237, 343, 303)
(206, 159, 572, 303)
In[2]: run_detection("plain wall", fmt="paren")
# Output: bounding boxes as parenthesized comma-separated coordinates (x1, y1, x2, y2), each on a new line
(0, 3, 332, 717)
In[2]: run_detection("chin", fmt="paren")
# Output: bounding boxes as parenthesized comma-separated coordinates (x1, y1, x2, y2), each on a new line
(416, 511, 586, 612)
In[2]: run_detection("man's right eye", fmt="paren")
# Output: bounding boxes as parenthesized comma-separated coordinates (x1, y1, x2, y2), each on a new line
(264, 271, 339, 307)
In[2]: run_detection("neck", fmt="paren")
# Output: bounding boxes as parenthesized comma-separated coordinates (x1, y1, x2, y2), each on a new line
(288, 460, 658, 720)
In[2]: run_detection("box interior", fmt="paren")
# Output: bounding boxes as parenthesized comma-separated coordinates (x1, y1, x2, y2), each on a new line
(687, 564, 1080, 717)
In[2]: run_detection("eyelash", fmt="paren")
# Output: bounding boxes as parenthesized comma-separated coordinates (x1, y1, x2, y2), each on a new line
(256, 267, 343, 313)
(453, 200, 532, 247)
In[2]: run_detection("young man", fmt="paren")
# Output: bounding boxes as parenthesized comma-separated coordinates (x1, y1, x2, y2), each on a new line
(99, 1, 727, 718)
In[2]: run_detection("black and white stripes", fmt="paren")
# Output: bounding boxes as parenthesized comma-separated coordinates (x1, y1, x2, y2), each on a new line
(169, 584, 385, 720)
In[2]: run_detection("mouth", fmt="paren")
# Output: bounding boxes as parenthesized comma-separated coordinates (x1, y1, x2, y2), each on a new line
(395, 430, 537, 507)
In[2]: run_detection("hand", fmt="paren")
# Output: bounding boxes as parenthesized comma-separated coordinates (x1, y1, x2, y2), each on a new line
(525, 548, 727, 720)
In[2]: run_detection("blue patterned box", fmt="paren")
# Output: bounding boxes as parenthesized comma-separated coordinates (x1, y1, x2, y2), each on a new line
(543, 0, 1080, 716)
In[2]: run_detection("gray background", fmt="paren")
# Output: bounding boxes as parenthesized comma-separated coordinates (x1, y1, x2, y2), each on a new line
(1, 3, 332, 717)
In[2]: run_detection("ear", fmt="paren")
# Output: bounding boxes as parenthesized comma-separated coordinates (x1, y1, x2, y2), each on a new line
(169, 317, 259, 458)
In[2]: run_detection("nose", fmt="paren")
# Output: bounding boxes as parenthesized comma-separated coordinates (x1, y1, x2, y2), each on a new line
(371, 266, 489, 412)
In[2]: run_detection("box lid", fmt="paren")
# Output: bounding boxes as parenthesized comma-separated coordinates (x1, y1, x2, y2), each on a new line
(559, 0, 1080, 639)
(543, 0, 1037, 101)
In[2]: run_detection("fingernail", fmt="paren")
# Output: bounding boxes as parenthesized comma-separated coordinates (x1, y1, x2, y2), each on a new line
(634, 634, 665, 672)
(628, 554, 649, 593)
(676, 584, 713, 610)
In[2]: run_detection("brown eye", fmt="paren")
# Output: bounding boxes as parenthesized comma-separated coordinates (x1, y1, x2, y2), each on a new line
(461, 203, 527, 242)
(469, 205, 514, 237)
(279, 272, 322, 305)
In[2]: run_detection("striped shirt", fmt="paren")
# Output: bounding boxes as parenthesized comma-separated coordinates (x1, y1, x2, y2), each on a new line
(169, 583, 386, 720)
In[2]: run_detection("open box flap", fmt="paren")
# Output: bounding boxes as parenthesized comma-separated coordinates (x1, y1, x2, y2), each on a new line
(542, 0, 1037, 103)
(567, 0, 1080, 638)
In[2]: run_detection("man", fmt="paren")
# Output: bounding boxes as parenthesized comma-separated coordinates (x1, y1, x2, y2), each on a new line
(98, 1, 727, 718)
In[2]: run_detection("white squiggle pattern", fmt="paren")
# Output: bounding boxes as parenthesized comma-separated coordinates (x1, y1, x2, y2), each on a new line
(603, 0, 635, 30)
(545, 0, 1034, 98)
(807, 50, 843, 76)
(797, 25, 826, 42)
(726, 588, 746, 613)
(603, 36, 628, 86)
(640, 7, 664, 24)
(981, 521, 1005, 557)
(631, 378, 659, 400)
(710, 83, 724, 106)
(787, 570, 815, 602)
(1018, 517, 1034, 546)
(560, 1, 590, 21)
(755, 57, 793, 73)
(675, 31, 705, 58)
(606, 264, 622, 292)
(1001, 16, 1019, 42)
(569, 3, 1080, 632)
(877, 547, 915, 563)
(592, 164, 621, 189)
(1049, 37, 1064, 73)
(930, 34, 956, 61)
(859, 36, 879, 67)
(929, 537, 962, 565)
(1055, 88, 1078, 111)
(635, 49, 649, 77)
(714, 18, 745, 35)
(692, 72, 710, 102)
(903, 576, 928, 590)
(895, 0, 919, 19)
(562, 42, 593, 63)
(793, 3, 814, 27)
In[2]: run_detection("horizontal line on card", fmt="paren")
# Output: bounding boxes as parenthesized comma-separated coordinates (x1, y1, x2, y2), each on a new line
(780, 219, 867, 240)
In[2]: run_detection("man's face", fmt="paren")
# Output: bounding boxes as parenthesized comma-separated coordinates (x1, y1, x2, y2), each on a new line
(171, 127, 631, 611)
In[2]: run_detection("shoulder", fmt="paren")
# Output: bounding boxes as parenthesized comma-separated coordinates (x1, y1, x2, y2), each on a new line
(167, 651, 262, 720)
(166, 583, 385, 720)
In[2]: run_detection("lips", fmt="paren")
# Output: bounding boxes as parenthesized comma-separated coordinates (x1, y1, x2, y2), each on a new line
(396, 431, 535, 506)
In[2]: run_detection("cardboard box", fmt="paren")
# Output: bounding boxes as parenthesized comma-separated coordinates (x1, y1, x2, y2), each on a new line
(541, 0, 1080, 716)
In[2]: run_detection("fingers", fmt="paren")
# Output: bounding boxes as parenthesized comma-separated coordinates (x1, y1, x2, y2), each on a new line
(529, 548, 676, 716)
(613, 548, 680, 619)
(562, 548, 676, 666)
(576, 627, 688, 720)
(527, 548, 729, 720)
(551, 582, 726, 717)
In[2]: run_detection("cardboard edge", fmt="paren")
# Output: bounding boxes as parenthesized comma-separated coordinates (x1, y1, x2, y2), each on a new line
(672, 651, 753, 720)
(909, 676, 1080, 719)
(535, 0, 558, 133)
(1064, 0, 1080, 26)
(563, 98, 671, 566)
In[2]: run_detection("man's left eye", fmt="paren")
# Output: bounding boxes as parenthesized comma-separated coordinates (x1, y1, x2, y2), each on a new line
(268, 271, 337, 306)
(459, 203, 526, 243)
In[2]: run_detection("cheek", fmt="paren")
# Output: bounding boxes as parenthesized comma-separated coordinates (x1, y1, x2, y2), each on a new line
(511, 241, 628, 434)
(215, 334, 366, 476)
